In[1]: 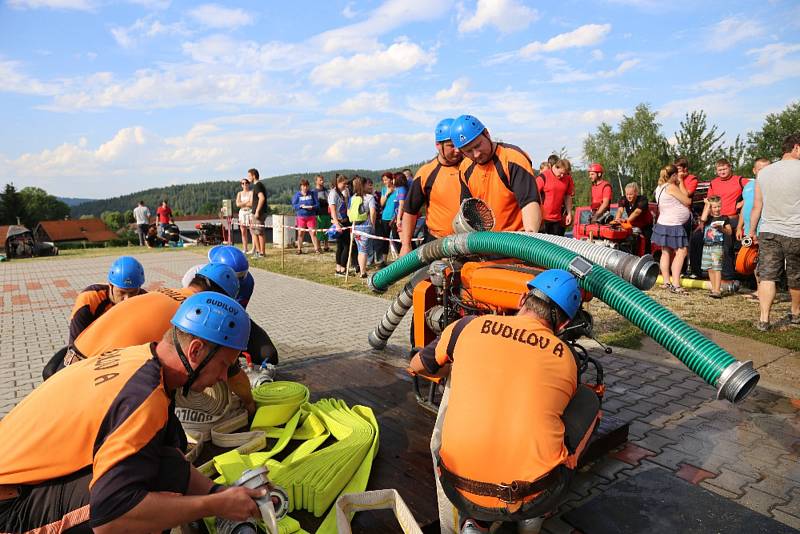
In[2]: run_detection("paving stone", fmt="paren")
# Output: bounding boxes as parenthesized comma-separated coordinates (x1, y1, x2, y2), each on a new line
(674, 462, 718, 485)
(748, 475, 799, 500)
(588, 457, 635, 482)
(542, 515, 578, 534)
(699, 480, 742, 500)
(647, 447, 698, 470)
(631, 431, 678, 454)
(771, 509, 800, 530)
(738, 486, 789, 516)
(702, 468, 760, 497)
(610, 443, 655, 466)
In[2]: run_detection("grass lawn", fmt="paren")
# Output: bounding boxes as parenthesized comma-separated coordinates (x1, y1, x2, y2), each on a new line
(14, 242, 798, 350)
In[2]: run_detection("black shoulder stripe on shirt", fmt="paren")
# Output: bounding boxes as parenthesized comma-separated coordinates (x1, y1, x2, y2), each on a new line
(422, 163, 442, 202)
(462, 161, 477, 184)
(493, 156, 513, 192)
(446, 315, 478, 361)
(93, 353, 164, 456)
(497, 142, 532, 165)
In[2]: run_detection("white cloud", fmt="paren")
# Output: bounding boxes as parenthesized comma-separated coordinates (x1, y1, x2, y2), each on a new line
(328, 92, 391, 115)
(7, 0, 93, 10)
(181, 35, 304, 71)
(697, 42, 800, 92)
(0, 60, 58, 95)
(311, 40, 437, 88)
(519, 24, 612, 58)
(41, 64, 317, 111)
(323, 132, 428, 163)
(111, 17, 190, 49)
(313, 0, 452, 54)
(458, 0, 539, 34)
(591, 49, 604, 61)
(189, 4, 254, 29)
(706, 16, 765, 52)
(128, 0, 171, 8)
(546, 57, 640, 83)
(342, 1, 358, 19)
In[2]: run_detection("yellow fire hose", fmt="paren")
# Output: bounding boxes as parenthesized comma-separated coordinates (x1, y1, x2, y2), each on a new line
(203, 381, 380, 534)
(655, 275, 740, 291)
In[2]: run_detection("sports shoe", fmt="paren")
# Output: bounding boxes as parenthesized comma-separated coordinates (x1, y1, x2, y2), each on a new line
(787, 313, 800, 326)
(755, 321, 770, 332)
(461, 519, 489, 534)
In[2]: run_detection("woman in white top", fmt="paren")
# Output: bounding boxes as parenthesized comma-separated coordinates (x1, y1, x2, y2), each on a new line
(236, 178, 254, 254)
(652, 164, 692, 293)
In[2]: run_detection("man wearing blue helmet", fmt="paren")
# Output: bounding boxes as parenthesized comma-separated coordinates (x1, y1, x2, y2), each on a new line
(67, 256, 147, 346)
(0, 293, 265, 533)
(450, 114, 541, 233)
(182, 245, 255, 308)
(400, 118, 471, 256)
(409, 269, 600, 534)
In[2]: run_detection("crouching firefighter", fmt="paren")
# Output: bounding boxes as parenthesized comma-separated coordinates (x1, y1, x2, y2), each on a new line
(408, 269, 601, 534)
(0, 293, 267, 533)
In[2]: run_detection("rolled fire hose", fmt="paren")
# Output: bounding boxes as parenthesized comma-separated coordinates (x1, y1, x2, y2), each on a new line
(205, 387, 380, 534)
(176, 383, 267, 465)
(369, 231, 759, 404)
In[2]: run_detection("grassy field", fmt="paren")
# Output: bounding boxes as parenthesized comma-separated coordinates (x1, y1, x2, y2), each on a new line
(12, 243, 799, 350)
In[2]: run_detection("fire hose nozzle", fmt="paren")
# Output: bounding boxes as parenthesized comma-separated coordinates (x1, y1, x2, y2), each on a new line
(216, 467, 289, 534)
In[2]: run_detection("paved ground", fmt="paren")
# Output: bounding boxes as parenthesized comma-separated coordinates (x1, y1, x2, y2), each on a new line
(1, 250, 799, 532)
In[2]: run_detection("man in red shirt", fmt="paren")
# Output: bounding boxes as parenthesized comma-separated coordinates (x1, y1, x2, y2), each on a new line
(536, 159, 574, 235)
(588, 163, 613, 223)
(707, 158, 748, 279)
(675, 157, 698, 196)
(156, 199, 174, 237)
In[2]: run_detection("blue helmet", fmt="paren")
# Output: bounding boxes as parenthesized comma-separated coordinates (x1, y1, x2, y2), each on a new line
(197, 263, 240, 299)
(526, 269, 581, 320)
(450, 114, 486, 149)
(435, 118, 455, 142)
(108, 256, 145, 289)
(171, 292, 250, 350)
(208, 245, 249, 276)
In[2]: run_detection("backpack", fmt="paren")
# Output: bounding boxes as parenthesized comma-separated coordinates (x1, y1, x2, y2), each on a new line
(348, 195, 368, 223)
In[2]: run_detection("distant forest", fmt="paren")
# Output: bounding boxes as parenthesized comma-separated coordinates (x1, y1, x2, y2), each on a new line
(70, 164, 425, 217)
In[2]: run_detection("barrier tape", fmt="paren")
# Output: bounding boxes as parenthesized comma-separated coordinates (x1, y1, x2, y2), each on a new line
(231, 219, 423, 244)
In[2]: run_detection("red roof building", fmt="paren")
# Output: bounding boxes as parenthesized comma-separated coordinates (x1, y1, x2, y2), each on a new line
(34, 219, 118, 244)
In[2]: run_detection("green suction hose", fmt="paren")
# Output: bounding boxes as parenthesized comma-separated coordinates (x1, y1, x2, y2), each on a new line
(368, 232, 759, 404)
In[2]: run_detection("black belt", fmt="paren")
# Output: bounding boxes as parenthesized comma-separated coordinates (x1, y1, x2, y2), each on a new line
(437, 459, 560, 504)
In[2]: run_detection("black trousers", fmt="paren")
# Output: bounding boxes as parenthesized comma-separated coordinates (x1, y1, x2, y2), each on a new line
(336, 228, 351, 268)
(541, 221, 566, 236)
(722, 215, 740, 280)
(374, 219, 391, 259)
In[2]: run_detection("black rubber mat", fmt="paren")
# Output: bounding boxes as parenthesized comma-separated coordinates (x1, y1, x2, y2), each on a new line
(562, 467, 799, 534)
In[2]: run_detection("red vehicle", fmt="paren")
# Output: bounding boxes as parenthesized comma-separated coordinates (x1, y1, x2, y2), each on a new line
(570, 181, 710, 259)
(571, 203, 659, 257)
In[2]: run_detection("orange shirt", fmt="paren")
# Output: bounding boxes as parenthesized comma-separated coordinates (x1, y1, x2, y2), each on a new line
(404, 157, 468, 238)
(0, 343, 188, 525)
(74, 287, 195, 358)
(424, 315, 577, 509)
(67, 284, 146, 345)
(460, 143, 540, 231)
(536, 169, 575, 222)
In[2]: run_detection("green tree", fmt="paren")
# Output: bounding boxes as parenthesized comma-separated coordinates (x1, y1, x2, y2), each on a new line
(720, 135, 750, 177)
(18, 186, 70, 227)
(618, 104, 671, 195)
(100, 210, 124, 231)
(672, 111, 725, 179)
(584, 122, 624, 195)
(583, 104, 670, 198)
(0, 183, 27, 226)
(748, 101, 800, 161)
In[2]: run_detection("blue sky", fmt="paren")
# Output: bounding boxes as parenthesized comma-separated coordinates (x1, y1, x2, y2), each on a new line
(1, 0, 798, 198)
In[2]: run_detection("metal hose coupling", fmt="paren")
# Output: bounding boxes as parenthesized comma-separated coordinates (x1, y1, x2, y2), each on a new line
(216, 467, 289, 534)
(715, 360, 760, 404)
